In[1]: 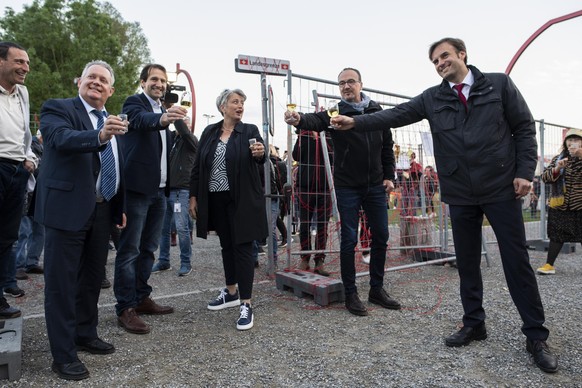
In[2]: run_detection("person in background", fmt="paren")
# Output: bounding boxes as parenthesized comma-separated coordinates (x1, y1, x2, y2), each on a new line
(537, 128, 582, 275)
(189, 88, 267, 330)
(331, 37, 558, 373)
(424, 165, 438, 215)
(114, 64, 185, 335)
(292, 130, 333, 275)
(152, 93, 198, 276)
(271, 145, 289, 248)
(35, 60, 126, 380)
(285, 67, 399, 316)
(0, 41, 37, 319)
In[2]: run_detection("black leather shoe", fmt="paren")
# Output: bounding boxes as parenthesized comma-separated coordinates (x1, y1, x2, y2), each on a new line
(445, 323, 487, 347)
(51, 360, 90, 381)
(101, 278, 111, 289)
(76, 338, 115, 355)
(526, 339, 558, 373)
(345, 293, 368, 316)
(0, 297, 21, 319)
(368, 287, 401, 310)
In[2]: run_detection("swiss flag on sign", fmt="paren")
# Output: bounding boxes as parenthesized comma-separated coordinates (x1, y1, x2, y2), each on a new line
(239, 58, 249, 65)
(281, 63, 289, 70)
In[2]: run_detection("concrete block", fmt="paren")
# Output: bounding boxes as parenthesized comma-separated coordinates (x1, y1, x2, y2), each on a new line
(275, 270, 344, 306)
(0, 317, 22, 381)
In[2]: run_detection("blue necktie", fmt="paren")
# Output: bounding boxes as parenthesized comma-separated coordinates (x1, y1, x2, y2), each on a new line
(92, 110, 116, 201)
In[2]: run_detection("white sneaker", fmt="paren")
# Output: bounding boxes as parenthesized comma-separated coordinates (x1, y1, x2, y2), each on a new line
(236, 303, 254, 330)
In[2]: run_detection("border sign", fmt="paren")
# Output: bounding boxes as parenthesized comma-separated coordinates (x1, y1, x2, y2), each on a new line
(235, 55, 290, 76)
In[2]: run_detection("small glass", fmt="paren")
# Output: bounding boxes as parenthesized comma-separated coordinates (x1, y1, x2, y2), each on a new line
(118, 113, 128, 133)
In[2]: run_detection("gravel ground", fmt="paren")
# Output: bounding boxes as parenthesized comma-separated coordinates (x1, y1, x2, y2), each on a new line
(3, 234, 581, 387)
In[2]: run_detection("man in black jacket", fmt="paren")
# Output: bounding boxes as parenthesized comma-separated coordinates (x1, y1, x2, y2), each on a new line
(331, 38, 557, 373)
(152, 100, 198, 277)
(284, 67, 400, 316)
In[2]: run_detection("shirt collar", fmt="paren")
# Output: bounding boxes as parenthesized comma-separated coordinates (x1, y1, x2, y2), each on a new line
(79, 95, 107, 116)
(448, 68, 475, 89)
(143, 92, 162, 110)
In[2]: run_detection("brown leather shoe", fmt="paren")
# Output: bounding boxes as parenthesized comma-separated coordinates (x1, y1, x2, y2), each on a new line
(118, 308, 150, 334)
(135, 296, 174, 315)
(313, 258, 330, 277)
(298, 258, 310, 271)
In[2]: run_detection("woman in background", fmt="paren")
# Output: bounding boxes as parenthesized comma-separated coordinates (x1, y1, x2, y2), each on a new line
(537, 128, 582, 275)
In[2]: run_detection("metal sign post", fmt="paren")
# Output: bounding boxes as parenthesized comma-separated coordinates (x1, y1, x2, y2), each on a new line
(235, 55, 290, 275)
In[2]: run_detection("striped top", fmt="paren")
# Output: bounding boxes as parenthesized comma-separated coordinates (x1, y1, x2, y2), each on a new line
(209, 139, 229, 192)
(542, 154, 582, 211)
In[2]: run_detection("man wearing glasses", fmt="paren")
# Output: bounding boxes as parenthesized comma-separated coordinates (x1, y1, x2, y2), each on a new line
(284, 68, 399, 316)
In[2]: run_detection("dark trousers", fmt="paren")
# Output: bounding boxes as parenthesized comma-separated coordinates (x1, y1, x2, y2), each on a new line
(0, 162, 28, 290)
(209, 191, 254, 300)
(449, 199, 549, 340)
(44, 202, 111, 363)
(336, 185, 389, 295)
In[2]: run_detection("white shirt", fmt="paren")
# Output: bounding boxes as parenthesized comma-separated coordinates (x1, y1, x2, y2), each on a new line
(0, 84, 26, 161)
(143, 93, 167, 189)
(448, 69, 475, 100)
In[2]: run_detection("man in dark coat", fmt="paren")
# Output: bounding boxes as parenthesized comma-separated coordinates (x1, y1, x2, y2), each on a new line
(331, 37, 557, 374)
(35, 60, 126, 380)
(284, 67, 400, 316)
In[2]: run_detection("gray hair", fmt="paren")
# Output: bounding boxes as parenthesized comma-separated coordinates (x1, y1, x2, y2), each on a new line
(80, 60, 115, 85)
(216, 88, 246, 116)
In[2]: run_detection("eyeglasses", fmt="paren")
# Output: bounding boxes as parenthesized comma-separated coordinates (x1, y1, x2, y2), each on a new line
(338, 79, 360, 87)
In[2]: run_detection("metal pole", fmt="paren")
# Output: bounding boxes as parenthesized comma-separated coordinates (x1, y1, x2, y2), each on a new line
(260, 73, 275, 275)
(539, 119, 547, 239)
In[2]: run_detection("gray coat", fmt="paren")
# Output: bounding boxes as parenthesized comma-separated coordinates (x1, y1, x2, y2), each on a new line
(354, 65, 537, 205)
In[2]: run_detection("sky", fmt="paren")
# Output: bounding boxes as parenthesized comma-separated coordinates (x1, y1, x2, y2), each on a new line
(3, 0, 582, 151)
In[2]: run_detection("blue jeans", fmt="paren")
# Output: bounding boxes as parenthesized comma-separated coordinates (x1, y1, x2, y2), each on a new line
(4, 215, 45, 289)
(158, 189, 192, 267)
(15, 215, 45, 269)
(0, 162, 28, 290)
(336, 184, 389, 295)
(114, 189, 167, 315)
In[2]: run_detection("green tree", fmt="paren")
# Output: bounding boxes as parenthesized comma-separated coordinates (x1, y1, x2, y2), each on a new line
(0, 0, 151, 117)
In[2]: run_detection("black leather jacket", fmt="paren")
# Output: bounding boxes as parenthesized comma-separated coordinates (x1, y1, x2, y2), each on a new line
(354, 65, 537, 205)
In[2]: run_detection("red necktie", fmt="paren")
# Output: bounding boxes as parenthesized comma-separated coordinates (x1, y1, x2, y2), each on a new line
(453, 84, 467, 110)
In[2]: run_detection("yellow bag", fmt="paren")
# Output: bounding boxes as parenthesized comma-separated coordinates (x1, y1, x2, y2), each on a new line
(548, 195, 564, 208)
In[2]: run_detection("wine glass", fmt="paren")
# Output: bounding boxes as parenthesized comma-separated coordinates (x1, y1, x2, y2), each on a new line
(326, 100, 339, 128)
(286, 95, 297, 112)
(180, 91, 192, 109)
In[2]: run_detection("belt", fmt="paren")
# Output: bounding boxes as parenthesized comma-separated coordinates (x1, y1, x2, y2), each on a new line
(0, 157, 22, 165)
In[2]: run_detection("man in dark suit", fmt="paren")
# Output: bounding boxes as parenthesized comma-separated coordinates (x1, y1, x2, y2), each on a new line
(35, 60, 127, 380)
(114, 64, 186, 334)
(331, 37, 558, 373)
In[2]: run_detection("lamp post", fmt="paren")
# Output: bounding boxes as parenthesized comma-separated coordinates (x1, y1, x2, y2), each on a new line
(203, 114, 215, 126)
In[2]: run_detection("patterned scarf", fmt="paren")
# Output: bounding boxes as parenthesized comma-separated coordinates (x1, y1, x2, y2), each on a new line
(341, 92, 371, 113)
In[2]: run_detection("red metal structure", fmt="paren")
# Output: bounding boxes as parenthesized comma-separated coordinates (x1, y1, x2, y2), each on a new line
(175, 63, 196, 131)
(506, 10, 582, 75)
